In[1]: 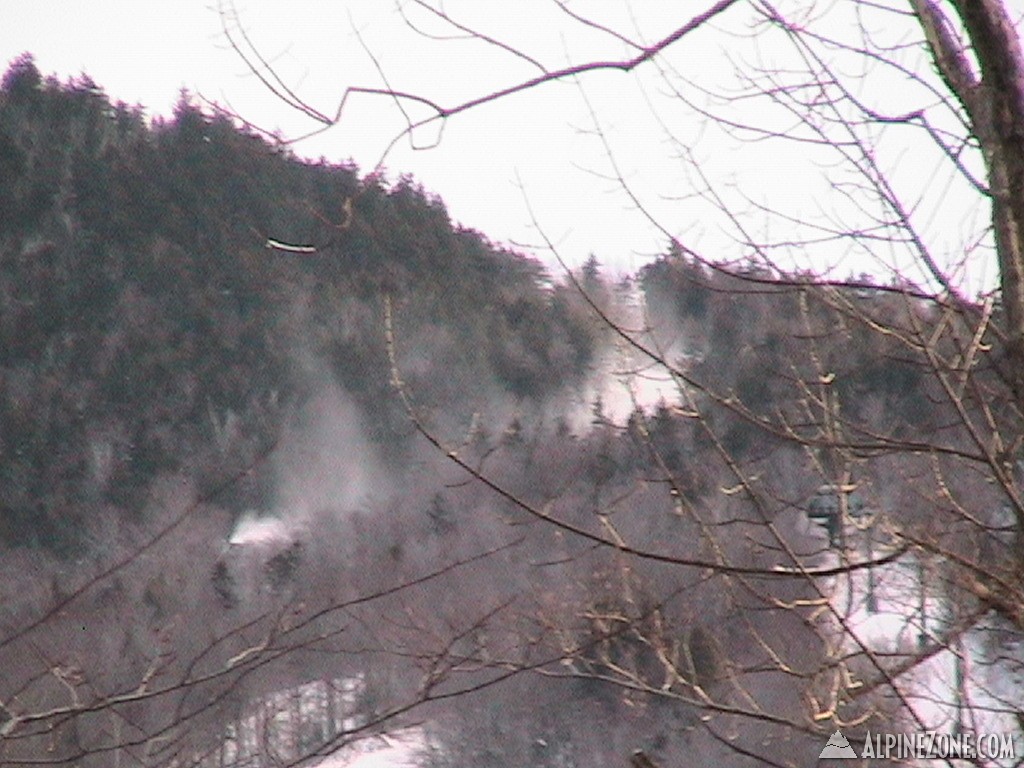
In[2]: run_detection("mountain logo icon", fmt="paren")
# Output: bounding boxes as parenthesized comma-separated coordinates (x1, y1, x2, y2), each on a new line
(819, 729, 858, 759)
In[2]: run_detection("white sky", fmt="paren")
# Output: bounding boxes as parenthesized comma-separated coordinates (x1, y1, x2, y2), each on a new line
(3, 2, 1022, 286)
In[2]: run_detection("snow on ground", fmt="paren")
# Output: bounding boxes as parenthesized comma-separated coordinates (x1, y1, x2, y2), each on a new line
(313, 732, 424, 768)
(827, 541, 1022, 752)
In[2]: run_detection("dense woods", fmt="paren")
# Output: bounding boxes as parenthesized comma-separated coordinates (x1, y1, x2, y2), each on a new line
(0, 54, 600, 552)
(1, 37, 1022, 768)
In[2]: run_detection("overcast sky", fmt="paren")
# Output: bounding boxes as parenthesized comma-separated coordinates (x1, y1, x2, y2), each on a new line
(3, 2, 1021, 287)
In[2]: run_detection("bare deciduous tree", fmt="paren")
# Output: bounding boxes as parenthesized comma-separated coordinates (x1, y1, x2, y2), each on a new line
(214, 0, 1024, 764)
(6, 2, 1024, 766)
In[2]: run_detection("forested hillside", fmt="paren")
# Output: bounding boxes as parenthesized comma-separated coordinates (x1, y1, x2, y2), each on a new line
(2, 55, 1017, 768)
(0, 55, 598, 552)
